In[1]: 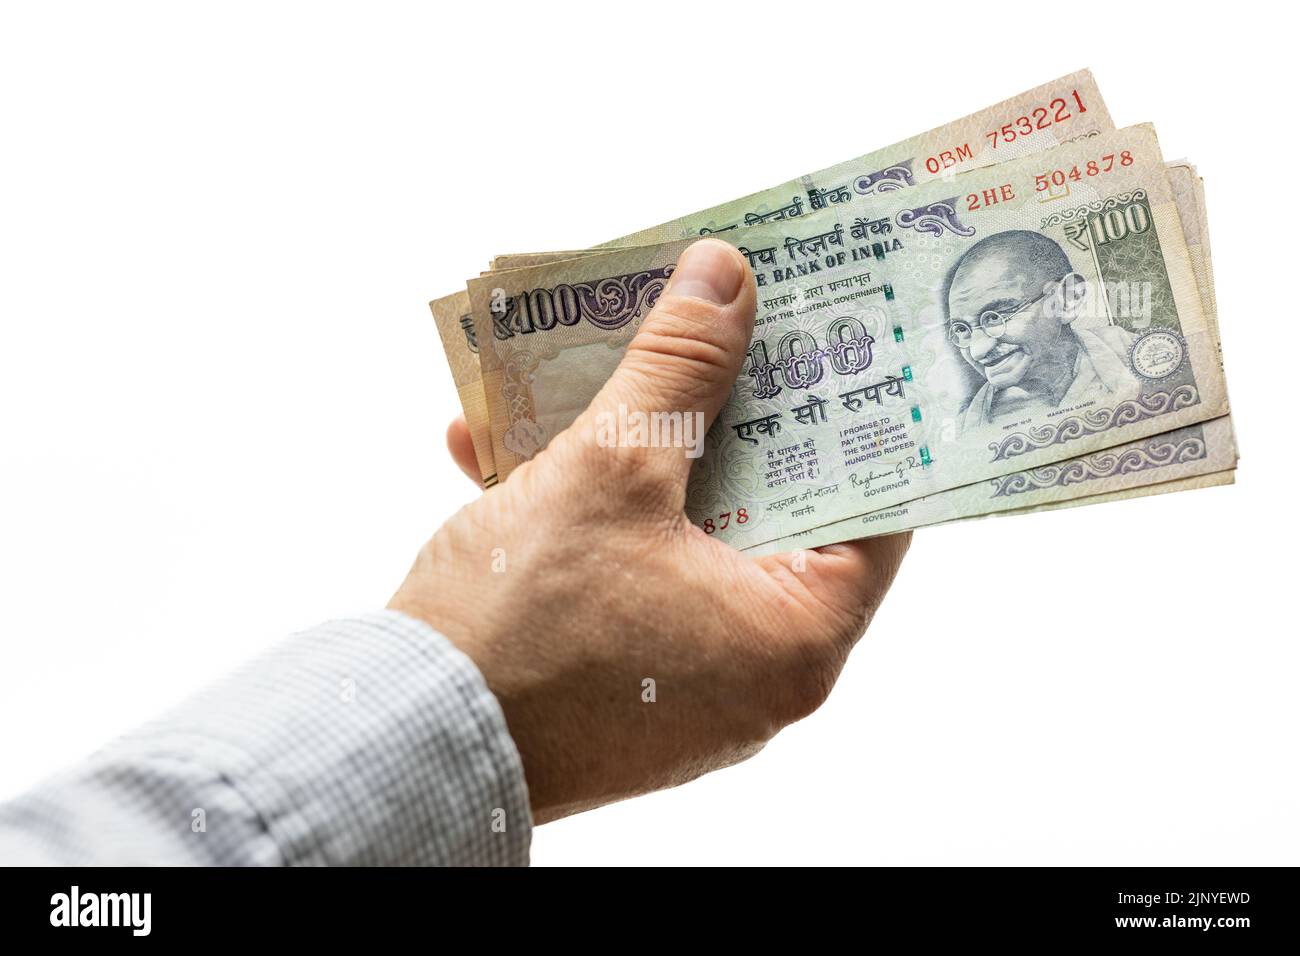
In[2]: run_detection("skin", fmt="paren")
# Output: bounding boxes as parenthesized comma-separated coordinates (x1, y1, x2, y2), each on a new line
(391, 239, 911, 824)
(948, 241, 1086, 406)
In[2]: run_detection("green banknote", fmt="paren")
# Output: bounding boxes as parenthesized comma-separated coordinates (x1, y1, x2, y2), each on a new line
(746, 160, 1235, 551)
(437, 71, 1114, 482)
(746, 416, 1235, 552)
(469, 124, 1229, 550)
(484, 163, 1237, 551)
(482, 165, 1236, 543)
(951, 468, 1234, 527)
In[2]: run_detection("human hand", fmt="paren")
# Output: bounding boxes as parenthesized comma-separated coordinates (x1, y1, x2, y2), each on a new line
(392, 239, 911, 823)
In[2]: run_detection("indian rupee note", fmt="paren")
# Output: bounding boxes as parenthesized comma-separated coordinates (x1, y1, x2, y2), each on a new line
(430, 290, 498, 486)
(440, 71, 1114, 480)
(747, 160, 1236, 550)
(470, 124, 1229, 550)
(949, 468, 1234, 527)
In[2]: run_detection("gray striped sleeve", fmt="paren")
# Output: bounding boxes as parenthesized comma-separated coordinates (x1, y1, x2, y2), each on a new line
(0, 611, 532, 866)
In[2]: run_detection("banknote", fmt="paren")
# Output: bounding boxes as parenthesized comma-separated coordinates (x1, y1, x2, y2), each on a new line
(498, 164, 1238, 551)
(482, 166, 1238, 542)
(470, 124, 1228, 550)
(1169, 161, 1222, 363)
(490, 252, 592, 271)
(438, 71, 1115, 481)
(430, 290, 498, 486)
(946, 468, 1234, 527)
(745, 415, 1235, 552)
(746, 160, 1236, 551)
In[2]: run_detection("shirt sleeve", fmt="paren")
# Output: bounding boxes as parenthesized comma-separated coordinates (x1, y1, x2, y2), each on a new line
(0, 611, 532, 866)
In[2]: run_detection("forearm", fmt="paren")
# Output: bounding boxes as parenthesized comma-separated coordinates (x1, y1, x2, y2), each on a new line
(0, 612, 531, 866)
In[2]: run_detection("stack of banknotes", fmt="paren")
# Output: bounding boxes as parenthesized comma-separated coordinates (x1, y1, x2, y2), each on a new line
(430, 69, 1235, 555)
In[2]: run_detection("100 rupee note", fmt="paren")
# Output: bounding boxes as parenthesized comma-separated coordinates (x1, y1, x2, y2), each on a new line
(470, 124, 1228, 550)
(747, 160, 1236, 551)
(430, 291, 499, 486)
(437, 71, 1115, 482)
(496, 163, 1236, 547)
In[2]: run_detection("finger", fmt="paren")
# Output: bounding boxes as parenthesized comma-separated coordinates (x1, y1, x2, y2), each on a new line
(446, 415, 485, 489)
(573, 239, 756, 485)
(757, 532, 912, 646)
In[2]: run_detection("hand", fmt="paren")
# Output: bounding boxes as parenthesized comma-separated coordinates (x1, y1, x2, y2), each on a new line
(392, 239, 911, 823)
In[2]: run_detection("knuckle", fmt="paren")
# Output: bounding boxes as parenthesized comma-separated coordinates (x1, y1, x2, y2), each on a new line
(629, 296, 739, 382)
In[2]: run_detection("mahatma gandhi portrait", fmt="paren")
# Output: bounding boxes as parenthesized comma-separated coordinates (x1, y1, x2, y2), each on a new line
(943, 229, 1141, 431)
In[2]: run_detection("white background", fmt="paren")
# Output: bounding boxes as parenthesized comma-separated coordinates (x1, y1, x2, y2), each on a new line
(1, 2, 1295, 866)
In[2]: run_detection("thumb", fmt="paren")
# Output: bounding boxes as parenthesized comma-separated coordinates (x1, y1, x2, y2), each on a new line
(576, 238, 757, 482)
